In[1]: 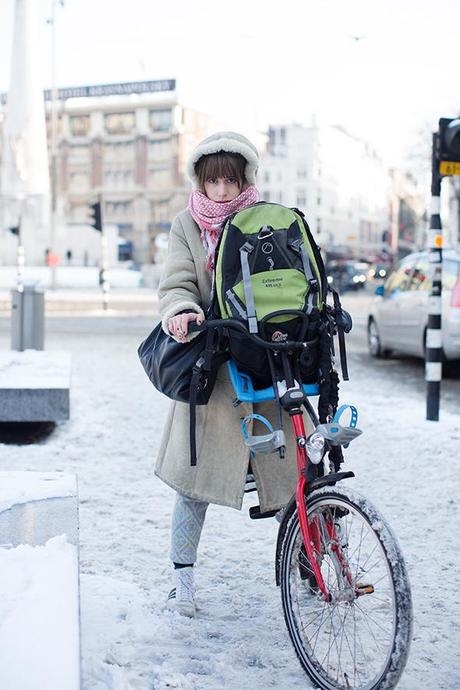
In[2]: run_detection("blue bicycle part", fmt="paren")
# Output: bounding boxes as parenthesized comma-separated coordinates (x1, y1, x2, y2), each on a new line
(315, 403, 362, 447)
(227, 360, 319, 404)
(332, 404, 358, 447)
(240, 414, 286, 455)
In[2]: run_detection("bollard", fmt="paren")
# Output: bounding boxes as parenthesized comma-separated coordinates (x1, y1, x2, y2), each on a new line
(11, 283, 45, 351)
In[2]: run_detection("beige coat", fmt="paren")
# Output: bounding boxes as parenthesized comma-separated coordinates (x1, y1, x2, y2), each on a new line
(154, 209, 314, 512)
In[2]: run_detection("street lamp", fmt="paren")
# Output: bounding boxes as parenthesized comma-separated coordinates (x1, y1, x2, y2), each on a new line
(47, 0, 65, 289)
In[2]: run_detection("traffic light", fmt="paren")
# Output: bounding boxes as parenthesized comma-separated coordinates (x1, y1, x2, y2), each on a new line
(9, 226, 20, 236)
(89, 201, 102, 232)
(438, 118, 460, 175)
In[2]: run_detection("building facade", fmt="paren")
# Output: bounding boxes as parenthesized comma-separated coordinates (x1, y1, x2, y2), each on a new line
(0, 80, 217, 266)
(259, 123, 389, 260)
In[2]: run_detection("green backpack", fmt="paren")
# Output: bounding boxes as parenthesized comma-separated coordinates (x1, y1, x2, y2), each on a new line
(212, 202, 341, 386)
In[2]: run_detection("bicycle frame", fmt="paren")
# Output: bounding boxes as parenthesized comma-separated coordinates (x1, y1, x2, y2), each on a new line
(193, 316, 348, 602)
(292, 414, 331, 600)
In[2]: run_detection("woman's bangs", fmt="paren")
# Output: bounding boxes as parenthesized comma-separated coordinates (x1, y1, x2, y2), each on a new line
(197, 152, 245, 187)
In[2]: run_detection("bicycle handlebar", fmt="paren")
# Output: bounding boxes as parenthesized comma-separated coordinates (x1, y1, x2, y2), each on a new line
(190, 318, 317, 352)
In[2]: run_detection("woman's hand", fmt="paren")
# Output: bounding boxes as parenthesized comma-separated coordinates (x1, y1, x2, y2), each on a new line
(168, 312, 204, 342)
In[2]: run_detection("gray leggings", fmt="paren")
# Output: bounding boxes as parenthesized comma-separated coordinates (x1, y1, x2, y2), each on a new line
(170, 492, 209, 564)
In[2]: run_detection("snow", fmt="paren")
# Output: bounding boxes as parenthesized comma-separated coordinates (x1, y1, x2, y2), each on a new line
(0, 266, 142, 289)
(0, 350, 71, 388)
(0, 535, 80, 690)
(0, 310, 459, 689)
(0, 470, 76, 513)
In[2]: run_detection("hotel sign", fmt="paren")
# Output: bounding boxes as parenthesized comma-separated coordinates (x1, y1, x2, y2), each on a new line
(1, 79, 176, 105)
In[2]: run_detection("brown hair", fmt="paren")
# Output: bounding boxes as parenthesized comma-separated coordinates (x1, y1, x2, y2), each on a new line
(195, 151, 246, 192)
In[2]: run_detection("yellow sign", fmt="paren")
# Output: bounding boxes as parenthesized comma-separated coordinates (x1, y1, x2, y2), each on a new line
(439, 161, 460, 176)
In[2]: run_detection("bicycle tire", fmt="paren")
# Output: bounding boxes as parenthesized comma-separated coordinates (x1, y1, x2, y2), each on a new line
(279, 485, 412, 690)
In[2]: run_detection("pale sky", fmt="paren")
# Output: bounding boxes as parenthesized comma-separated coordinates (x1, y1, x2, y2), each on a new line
(0, 0, 459, 168)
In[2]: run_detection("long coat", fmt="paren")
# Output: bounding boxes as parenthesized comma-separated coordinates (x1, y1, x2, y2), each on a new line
(154, 209, 314, 512)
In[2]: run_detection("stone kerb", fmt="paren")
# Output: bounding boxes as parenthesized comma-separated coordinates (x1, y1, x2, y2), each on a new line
(0, 471, 81, 690)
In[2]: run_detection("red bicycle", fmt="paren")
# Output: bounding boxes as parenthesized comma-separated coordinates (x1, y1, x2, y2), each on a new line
(196, 317, 412, 690)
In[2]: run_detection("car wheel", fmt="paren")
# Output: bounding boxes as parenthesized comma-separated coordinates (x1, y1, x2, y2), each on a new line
(368, 318, 390, 358)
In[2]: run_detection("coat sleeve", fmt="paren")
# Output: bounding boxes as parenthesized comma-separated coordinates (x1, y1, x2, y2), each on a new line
(158, 214, 205, 337)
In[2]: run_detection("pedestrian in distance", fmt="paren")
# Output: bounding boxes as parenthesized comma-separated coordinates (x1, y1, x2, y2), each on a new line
(156, 131, 314, 617)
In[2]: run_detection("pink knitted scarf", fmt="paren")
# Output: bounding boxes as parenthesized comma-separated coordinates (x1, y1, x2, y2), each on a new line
(188, 185, 260, 270)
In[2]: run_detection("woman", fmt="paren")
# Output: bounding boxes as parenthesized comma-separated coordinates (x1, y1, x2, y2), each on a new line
(156, 131, 312, 617)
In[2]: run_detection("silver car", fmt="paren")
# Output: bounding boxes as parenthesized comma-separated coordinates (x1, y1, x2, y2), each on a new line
(367, 249, 460, 363)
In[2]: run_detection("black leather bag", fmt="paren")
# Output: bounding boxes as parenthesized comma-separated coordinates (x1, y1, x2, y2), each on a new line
(138, 322, 228, 466)
(138, 322, 225, 405)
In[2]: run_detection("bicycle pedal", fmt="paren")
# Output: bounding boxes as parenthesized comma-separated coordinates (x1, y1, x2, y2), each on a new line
(241, 415, 286, 455)
(249, 505, 278, 520)
(316, 422, 362, 446)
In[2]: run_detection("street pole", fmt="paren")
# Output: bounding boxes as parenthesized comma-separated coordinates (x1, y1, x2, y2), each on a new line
(48, 0, 60, 289)
(16, 216, 24, 294)
(426, 133, 443, 421)
(99, 196, 110, 310)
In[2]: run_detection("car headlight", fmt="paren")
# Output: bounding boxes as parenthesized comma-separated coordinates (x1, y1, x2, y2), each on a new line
(352, 275, 360, 283)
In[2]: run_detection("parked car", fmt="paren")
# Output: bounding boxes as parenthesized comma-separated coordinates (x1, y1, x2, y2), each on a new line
(327, 261, 369, 292)
(367, 263, 391, 281)
(367, 249, 460, 363)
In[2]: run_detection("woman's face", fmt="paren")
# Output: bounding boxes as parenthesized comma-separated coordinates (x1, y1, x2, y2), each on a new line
(203, 176, 241, 202)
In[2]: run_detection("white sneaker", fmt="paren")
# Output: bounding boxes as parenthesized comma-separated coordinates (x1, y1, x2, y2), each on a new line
(167, 566, 196, 617)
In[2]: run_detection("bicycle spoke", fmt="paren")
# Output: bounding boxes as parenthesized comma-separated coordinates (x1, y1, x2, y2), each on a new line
(281, 493, 409, 690)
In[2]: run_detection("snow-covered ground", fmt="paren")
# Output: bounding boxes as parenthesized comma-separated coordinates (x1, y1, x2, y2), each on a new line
(0, 310, 459, 690)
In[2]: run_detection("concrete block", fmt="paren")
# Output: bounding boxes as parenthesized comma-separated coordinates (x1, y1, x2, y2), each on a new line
(0, 350, 71, 421)
(0, 472, 80, 690)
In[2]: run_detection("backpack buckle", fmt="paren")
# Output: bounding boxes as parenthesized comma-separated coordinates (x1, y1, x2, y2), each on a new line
(258, 225, 273, 239)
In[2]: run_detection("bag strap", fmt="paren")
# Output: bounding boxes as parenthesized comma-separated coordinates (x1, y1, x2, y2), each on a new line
(239, 242, 258, 333)
(330, 289, 350, 381)
(189, 328, 221, 466)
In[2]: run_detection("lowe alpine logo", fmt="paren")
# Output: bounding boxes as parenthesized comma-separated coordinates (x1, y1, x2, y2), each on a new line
(262, 242, 273, 254)
(271, 331, 288, 342)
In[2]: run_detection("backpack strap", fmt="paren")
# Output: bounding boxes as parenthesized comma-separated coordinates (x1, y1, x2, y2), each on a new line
(288, 236, 319, 312)
(239, 241, 258, 333)
(225, 289, 248, 319)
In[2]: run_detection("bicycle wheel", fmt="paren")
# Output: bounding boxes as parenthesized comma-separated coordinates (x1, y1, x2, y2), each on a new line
(280, 485, 412, 690)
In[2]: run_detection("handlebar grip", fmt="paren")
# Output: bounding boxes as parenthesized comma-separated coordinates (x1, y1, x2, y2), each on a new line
(188, 322, 204, 334)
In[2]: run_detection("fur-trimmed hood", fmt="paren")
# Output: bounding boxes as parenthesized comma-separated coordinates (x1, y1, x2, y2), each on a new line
(186, 131, 259, 189)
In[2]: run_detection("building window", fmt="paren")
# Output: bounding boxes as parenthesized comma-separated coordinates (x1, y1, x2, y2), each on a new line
(104, 169, 133, 188)
(297, 168, 307, 179)
(149, 109, 172, 131)
(104, 141, 134, 162)
(316, 217, 321, 234)
(317, 196, 321, 206)
(68, 143, 90, 163)
(69, 171, 89, 193)
(297, 194, 307, 207)
(148, 138, 172, 161)
(148, 167, 171, 187)
(104, 112, 135, 134)
(69, 115, 90, 137)
(262, 190, 270, 201)
(106, 200, 132, 219)
(263, 171, 270, 183)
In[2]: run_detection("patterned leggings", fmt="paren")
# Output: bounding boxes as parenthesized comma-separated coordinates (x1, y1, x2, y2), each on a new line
(170, 492, 209, 565)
